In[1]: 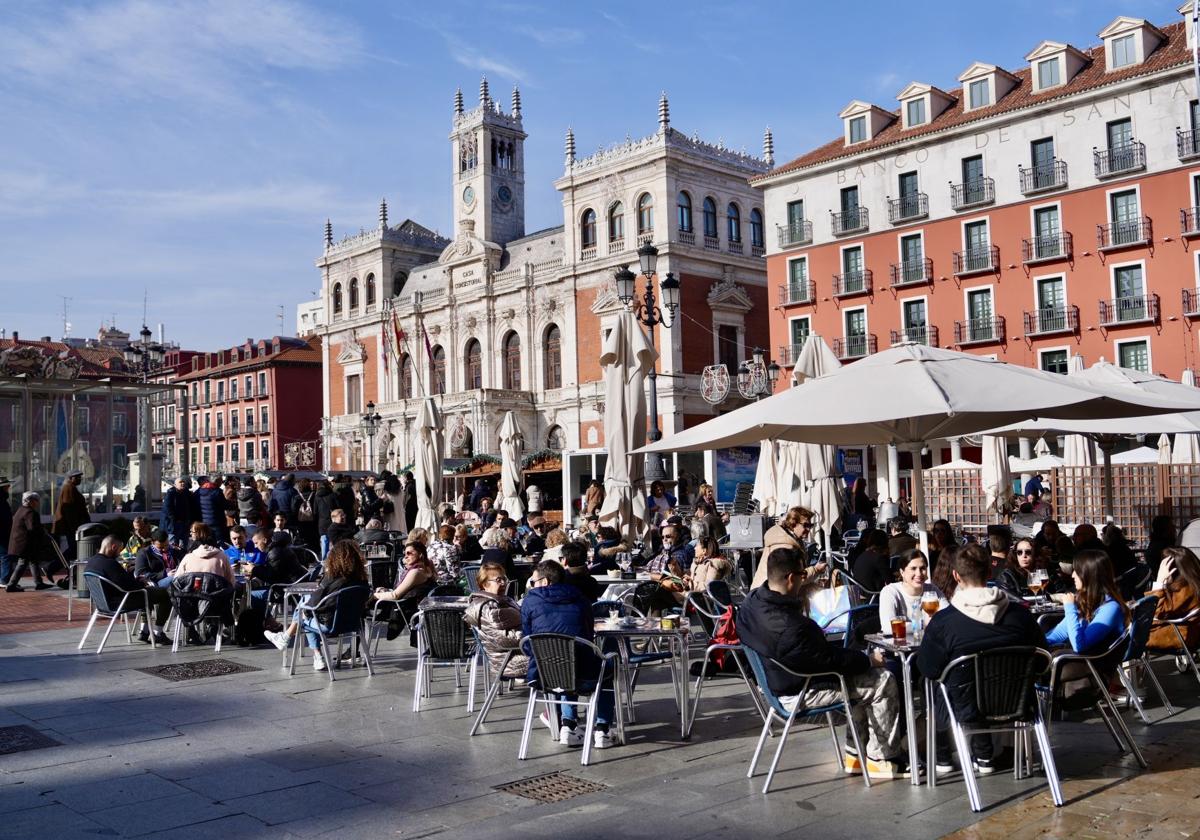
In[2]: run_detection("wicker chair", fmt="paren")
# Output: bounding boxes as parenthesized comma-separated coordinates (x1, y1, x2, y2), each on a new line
(167, 572, 235, 653)
(412, 607, 474, 711)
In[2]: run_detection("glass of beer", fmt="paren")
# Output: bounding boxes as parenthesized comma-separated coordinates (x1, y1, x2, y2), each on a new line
(1028, 569, 1047, 604)
(889, 616, 907, 642)
(921, 591, 940, 620)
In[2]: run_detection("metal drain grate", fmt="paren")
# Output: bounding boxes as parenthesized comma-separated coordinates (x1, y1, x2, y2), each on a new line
(494, 771, 608, 803)
(0, 725, 62, 755)
(137, 658, 262, 682)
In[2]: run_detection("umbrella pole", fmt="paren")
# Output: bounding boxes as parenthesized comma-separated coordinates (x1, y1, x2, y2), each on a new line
(1098, 438, 1115, 524)
(911, 448, 929, 556)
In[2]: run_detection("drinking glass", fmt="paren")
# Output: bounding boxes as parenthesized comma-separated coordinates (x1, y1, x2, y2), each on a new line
(920, 591, 940, 621)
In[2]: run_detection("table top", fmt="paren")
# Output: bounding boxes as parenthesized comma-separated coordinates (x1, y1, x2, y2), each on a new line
(595, 617, 690, 636)
(419, 595, 471, 610)
(594, 573, 652, 584)
(284, 582, 320, 593)
(864, 633, 921, 653)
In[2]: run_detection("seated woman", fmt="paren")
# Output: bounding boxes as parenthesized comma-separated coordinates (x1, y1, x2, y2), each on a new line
(373, 541, 437, 641)
(264, 540, 367, 670)
(992, 538, 1038, 598)
(427, 525, 462, 585)
(683, 537, 733, 598)
(931, 543, 960, 601)
(1046, 549, 1131, 703)
(1147, 546, 1200, 653)
(587, 526, 628, 575)
(878, 549, 948, 628)
(464, 560, 528, 681)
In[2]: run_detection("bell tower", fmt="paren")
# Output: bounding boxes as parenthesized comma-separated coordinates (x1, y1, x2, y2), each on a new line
(450, 78, 527, 245)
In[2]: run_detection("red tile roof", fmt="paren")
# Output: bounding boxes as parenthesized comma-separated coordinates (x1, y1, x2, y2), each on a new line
(176, 335, 321, 381)
(754, 20, 1190, 182)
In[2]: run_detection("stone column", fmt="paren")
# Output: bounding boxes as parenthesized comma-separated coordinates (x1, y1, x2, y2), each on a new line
(873, 445, 890, 500)
(1018, 437, 1033, 486)
(887, 444, 900, 501)
(950, 438, 963, 462)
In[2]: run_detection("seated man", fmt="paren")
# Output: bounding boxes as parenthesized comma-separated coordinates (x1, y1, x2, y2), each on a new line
(133, 528, 178, 585)
(886, 517, 917, 558)
(850, 529, 893, 594)
(272, 512, 300, 546)
(122, 516, 155, 560)
(325, 508, 357, 546)
(737, 547, 909, 778)
(355, 518, 391, 545)
(224, 526, 263, 568)
(86, 535, 172, 645)
(521, 559, 617, 749)
(560, 541, 604, 602)
(917, 543, 1046, 774)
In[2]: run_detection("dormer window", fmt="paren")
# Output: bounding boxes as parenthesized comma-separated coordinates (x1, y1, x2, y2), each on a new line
(1037, 57, 1061, 89)
(968, 78, 989, 109)
(1026, 41, 1088, 92)
(1111, 33, 1135, 67)
(839, 101, 893, 146)
(1098, 17, 1165, 72)
(906, 99, 926, 128)
(849, 116, 867, 144)
(958, 62, 1017, 113)
(896, 83, 954, 130)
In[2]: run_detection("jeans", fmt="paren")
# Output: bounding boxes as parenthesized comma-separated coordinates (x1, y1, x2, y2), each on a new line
(292, 607, 332, 649)
(320, 534, 330, 560)
(558, 679, 616, 729)
(0, 553, 10, 584)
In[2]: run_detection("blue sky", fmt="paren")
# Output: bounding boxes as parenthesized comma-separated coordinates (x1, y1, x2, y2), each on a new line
(0, 0, 1168, 349)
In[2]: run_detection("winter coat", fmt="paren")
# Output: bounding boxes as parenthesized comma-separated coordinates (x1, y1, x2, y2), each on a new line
(752, 523, 806, 588)
(583, 485, 604, 516)
(403, 479, 418, 532)
(1148, 581, 1200, 651)
(380, 489, 406, 533)
(314, 485, 337, 535)
(8, 504, 50, 559)
(357, 487, 382, 523)
(736, 584, 871, 695)
(268, 479, 298, 517)
(519, 582, 597, 687)
(562, 569, 605, 602)
(52, 481, 90, 538)
(134, 545, 174, 583)
(307, 574, 365, 626)
(175, 544, 235, 584)
(325, 523, 358, 546)
(0, 492, 13, 555)
(160, 486, 196, 541)
(465, 590, 529, 678)
(333, 482, 356, 522)
(257, 542, 309, 586)
(237, 487, 263, 524)
(195, 484, 227, 530)
(851, 549, 892, 594)
(588, 539, 628, 574)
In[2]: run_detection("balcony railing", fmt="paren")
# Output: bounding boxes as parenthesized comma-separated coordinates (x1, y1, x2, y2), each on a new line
(1018, 159, 1068, 195)
(1182, 207, 1200, 237)
(831, 207, 869, 236)
(637, 232, 654, 246)
(751, 243, 765, 257)
(703, 234, 721, 252)
(1097, 217, 1151, 251)
(1099, 294, 1159, 326)
(833, 269, 873, 298)
(728, 240, 743, 255)
(1183, 288, 1200, 317)
(1178, 128, 1200, 161)
(677, 229, 695, 245)
(890, 325, 938, 347)
(777, 219, 813, 248)
(954, 316, 1006, 346)
(952, 245, 999, 276)
(778, 280, 814, 305)
(889, 257, 932, 287)
(950, 177, 995, 210)
(778, 339, 809, 366)
(607, 237, 625, 254)
(580, 245, 597, 261)
(1021, 232, 1073, 263)
(1023, 305, 1079, 336)
(834, 334, 876, 360)
(887, 193, 928, 224)
(1094, 141, 1146, 178)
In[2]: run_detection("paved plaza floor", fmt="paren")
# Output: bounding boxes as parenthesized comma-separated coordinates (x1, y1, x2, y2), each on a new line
(2, 592, 1199, 839)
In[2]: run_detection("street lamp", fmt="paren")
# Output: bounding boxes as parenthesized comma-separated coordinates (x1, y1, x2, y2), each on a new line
(123, 325, 164, 502)
(737, 346, 781, 400)
(360, 400, 382, 471)
(615, 242, 680, 483)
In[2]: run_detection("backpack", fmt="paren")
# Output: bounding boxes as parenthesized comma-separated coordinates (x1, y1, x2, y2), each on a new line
(297, 493, 314, 522)
(711, 605, 740, 670)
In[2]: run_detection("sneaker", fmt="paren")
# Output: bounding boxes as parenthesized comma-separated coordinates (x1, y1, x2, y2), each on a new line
(843, 753, 862, 775)
(539, 710, 557, 737)
(313, 654, 327, 672)
(973, 747, 1010, 776)
(264, 630, 289, 651)
(5, 584, 24, 593)
(559, 725, 583, 747)
(186, 629, 203, 646)
(151, 632, 171, 646)
(138, 628, 152, 644)
(935, 751, 956, 774)
(863, 756, 909, 780)
(592, 729, 618, 749)
(56, 578, 69, 590)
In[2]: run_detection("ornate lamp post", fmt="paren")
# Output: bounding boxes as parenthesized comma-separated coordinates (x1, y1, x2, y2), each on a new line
(123, 325, 164, 494)
(614, 242, 681, 483)
(737, 346, 781, 400)
(360, 400, 382, 471)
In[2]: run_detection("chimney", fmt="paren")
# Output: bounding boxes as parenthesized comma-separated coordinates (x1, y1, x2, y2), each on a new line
(11, 331, 18, 342)
(158, 323, 164, 344)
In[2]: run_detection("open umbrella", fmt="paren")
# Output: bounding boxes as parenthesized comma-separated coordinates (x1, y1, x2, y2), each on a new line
(1173, 369, 1200, 464)
(498, 411, 525, 519)
(791, 336, 844, 552)
(412, 398, 444, 531)
(598, 310, 657, 543)
(641, 344, 1200, 552)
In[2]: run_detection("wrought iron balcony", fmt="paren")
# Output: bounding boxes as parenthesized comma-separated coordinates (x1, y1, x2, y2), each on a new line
(831, 207, 869, 236)
(1021, 232, 1073, 263)
(1099, 294, 1159, 326)
(1178, 128, 1200, 161)
(954, 316, 1006, 346)
(778, 339, 808, 366)
(778, 280, 814, 305)
(887, 193, 928, 224)
(952, 245, 999, 276)
(777, 219, 813, 248)
(1183, 288, 1200, 317)
(833, 269, 872, 298)
(1181, 207, 1200, 237)
(1096, 217, 1151, 251)
(1094, 141, 1146, 178)
(1023, 305, 1079, 336)
(950, 177, 994, 210)
(1018, 159, 1068, 195)
(890, 325, 938, 347)
(889, 257, 932, 287)
(834, 334, 876, 360)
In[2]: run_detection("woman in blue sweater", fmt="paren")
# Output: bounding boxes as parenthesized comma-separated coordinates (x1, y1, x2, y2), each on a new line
(1046, 550, 1130, 653)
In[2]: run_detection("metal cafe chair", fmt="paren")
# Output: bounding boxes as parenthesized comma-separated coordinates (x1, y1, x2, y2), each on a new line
(78, 572, 158, 654)
(287, 584, 375, 682)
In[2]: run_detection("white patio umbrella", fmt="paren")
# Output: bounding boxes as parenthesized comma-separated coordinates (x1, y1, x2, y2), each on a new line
(498, 411, 525, 519)
(1173, 369, 1200, 464)
(412, 398, 444, 531)
(1157, 434, 1173, 465)
(752, 438, 781, 517)
(598, 310, 657, 543)
(980, 435, 1011, 517)
(640, 344, 1200, 552)
(1062, 355, 1098, 468)
(1111, 445, 1160, 464)
(791, 336, 844, 552)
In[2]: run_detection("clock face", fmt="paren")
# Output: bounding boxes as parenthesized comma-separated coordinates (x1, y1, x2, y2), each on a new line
(497, 185, 512, 204)
(462, 186, 475, 206)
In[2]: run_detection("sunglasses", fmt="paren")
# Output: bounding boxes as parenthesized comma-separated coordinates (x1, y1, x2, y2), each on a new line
(1016, 549, 1034, 556)
(486, 576, 508, 585)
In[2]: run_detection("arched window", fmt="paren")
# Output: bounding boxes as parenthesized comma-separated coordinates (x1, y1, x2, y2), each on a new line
(677, 191, 693, 233)
(503, 331, 521, 390)
(580, 208, 596, 249)
(546, 425, 566, 451)
(703, 196, 718, 238)
(636, 192, 654, 235)
(332, 282, 343, 314)
(750, 208, 764, 247)
(365, 273, 376, 306)
(464, 339, 482, 389)
(399, 354, 412, 399)
(348, 277, 359, 309)
(431, 346, 446, 395)
(543, 325, 562, 390)
(392, 270, 408, 296)
(608, 202, 624, 242)
(726, 203, 742, 243)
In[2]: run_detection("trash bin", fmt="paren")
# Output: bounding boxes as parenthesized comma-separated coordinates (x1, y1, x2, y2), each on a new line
(74, 523, 109, 595)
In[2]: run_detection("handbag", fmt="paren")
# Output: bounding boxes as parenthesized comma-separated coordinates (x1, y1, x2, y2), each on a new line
(808, 569, 852, 634)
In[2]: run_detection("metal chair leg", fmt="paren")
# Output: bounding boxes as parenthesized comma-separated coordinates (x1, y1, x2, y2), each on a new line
(952, 722, 983, 812)
(411, 654, 424, 712)
(1089, 661, 1148, 769)
(845, 705, 871, 789)
(517, 690, 538, 760)
(359, 630, 376, 676)
(825, 711, 843, 766)
(1140, 655, 1176, 718)
(96, 611, 124, 654)
(747, 711, 774, 778)
(763, 708, 798, 794)
(1118, 663, 1152, 724)
(78, 610, 101, 650)
(1033, 718, 1065, 806)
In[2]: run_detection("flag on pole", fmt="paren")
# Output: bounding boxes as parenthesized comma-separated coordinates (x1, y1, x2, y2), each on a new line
(421, 323, 434, 362)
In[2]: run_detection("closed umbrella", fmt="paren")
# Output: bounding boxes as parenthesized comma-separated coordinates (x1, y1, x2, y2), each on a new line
(791, 336, 844, 552)
(498, 411, 525, 519)
(1173, 369, 1200, 464)
(752, 438, 781, 517)
(1062, 355, 1098, 468)
(412, 398, 444, 532)
(598, 311, 657, 543)
(1158, 434, 1173, 465)
(980, 435, 1010, 518)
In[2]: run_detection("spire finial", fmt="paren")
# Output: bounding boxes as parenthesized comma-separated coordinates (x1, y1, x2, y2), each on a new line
(324, 218, 333, 248)
(565, 126, 576, 165)
(479, 76, 490, 106)
(511, 85, 521, 118)
(658, 91, 670, 133)
(379, 198, 388, 229)
(453, 87, 464, 116)
(763, 126, 774, 166)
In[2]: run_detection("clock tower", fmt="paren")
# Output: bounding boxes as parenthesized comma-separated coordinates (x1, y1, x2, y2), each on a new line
(450, 78, 527, 246)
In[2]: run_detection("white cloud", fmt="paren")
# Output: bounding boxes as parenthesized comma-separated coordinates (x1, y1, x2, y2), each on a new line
(513, 24, 584, 46)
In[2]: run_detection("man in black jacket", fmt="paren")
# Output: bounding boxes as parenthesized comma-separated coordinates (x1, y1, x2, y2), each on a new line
(850, 529, 892, 594)
(86, 536, 172, 644)
(325, 508, 358, 546)
(738, 547, 908, 778)
(916, 543, 1046, 774)
(560, 542, 604, 602)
